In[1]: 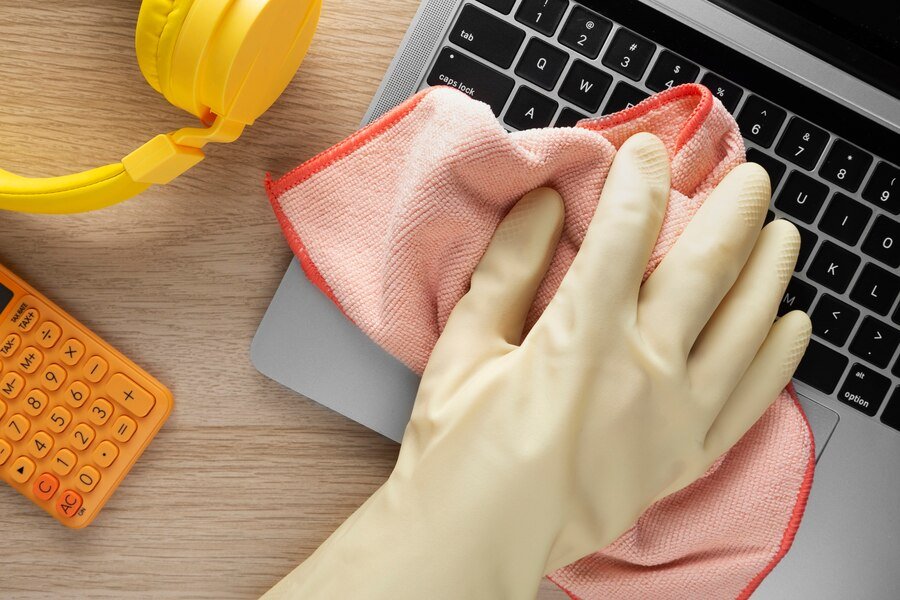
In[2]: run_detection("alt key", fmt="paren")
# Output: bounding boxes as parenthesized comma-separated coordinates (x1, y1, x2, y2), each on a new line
(837, 364, 891, 416)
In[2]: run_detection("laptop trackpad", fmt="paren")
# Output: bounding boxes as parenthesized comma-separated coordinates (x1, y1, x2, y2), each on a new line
(794, 393, 839, 460)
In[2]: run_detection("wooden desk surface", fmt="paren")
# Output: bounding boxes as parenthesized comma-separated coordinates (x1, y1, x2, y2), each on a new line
(0, 2, 565, 598)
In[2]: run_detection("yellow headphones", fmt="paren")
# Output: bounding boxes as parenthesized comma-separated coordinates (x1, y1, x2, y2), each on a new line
(0, 0, 321, 214)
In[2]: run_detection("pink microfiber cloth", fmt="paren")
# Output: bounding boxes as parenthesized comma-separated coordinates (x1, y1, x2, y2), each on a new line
(266, 83, 815, 599)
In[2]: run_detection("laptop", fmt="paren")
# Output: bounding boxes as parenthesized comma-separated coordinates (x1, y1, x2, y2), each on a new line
(252, 0, 900, 595)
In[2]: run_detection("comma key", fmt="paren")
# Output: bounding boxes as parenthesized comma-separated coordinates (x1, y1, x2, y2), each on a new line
(427, 47, 514, 116)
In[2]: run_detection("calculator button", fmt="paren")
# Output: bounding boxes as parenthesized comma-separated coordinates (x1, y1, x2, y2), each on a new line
(15, 346, 43, 374)
(819, 193, 872, 246)
(601, 28, 656, 81)
(850, 263, 900, 316)
(837, 364, 890, 417)
(778, 277, 816, 317)
(736, 95, 786, 148)
(52, 448, 76, 476)
(47, 406, 72, 434)
(504, 86, 559, 130)
(602, 81, 649, 115)
(0, 372, 25, 400)
(76, 465, 101, 493)
(33, 473, 60, 501)
(64, 380, 90, 408)
(83, 355, 109, 383)
(88, 399, 114, 426)
(5, 414, 30, 441)
(56, 489, 83, 518)
(10, 456, 36, 483)
(515, 38, 568, 91)
(811, 294, 860, 347)
(645, 50, 699, 93)
(93, 441, 119, 468)
(819, 139, 873, 193)
(113, 415, 137, 443)
(17, 308, 39, 333)
(514, 0, 568, 36)
(745, 148, 786, 190)
(774, 171, 829, 224)
(60, 339, 85, 366)
(775, 117, 829, 171)
(36, 321, 62, 349)
(28, 431, 53, 459)
(862, 161, 900, 215)
(699, 72, 742, 113)
(71, 423, 95, 451)
(108, 373, 156, 417)
(0, 439, 10, 465)
(22, 389, 48, 418)
(559, 60, 612, 112)
(0, 333, 21, 358)
(450, 4, 525, 69)
(861, 216, 900, 268)
(41, 363, 66, 391)
(558, 6, 611, 59)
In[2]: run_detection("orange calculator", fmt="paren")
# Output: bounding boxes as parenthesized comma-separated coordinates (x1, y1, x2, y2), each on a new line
(0, 264, 172, 528)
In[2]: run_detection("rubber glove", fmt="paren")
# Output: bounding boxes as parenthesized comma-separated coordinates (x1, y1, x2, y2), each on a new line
(262, 133, 812, 599)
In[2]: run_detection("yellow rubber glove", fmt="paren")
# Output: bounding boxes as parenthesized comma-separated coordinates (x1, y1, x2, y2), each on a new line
(262, 133, 812, 599)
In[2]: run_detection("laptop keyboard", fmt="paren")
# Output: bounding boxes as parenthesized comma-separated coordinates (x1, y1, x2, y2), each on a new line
(423, 0, 900, 431)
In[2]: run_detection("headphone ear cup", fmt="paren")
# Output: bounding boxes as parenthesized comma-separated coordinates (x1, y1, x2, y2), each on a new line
(135, 0, 195, 95)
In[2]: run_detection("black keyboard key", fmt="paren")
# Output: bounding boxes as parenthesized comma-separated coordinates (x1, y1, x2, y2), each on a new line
(515, 0, 568, 36)
(559, 60, 612, 113)
(601, 28, 656, 81)
(819, 139, 873, 193)
(558, 6, 612, 59)
(699, 72, 742, 113)
(449, 5, 526, 69)
(861, 216, 900, 268)
(515, 38, 568, 91)
(774, 171, 828, 224)
(779, 277, 816, 317)
(765, 210, 775, 225)
(602, 82, 649, 115)
(807, 240, 861, 293)
(745, 148, 786, 190)
(881, 387, 900, 431)
(504, 86, 558, 130)
(819, 193, 872, 246)
(736, 95, 786, 148)
(554, 107, 588, 127)
(850, 263, 900, 316)
(896, 302, 900, 327)
(427, 48, 515, 116)
(476, 0, 516, 14)
(794, 339, 849, 394)
(811, 294, 859, 346)
(837, 364, 891, 417)
(862, 161, 900, 215)
(645, 50, 699, 92)
(775, 117, 829, 171)
(849, 316, 900, 369)
(790, 221, 818, 271)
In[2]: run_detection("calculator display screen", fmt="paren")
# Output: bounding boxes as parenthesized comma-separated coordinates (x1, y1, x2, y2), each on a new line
(0, 282, 13, 315)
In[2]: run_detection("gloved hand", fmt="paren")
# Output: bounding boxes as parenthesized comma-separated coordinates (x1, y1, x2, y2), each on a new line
(262, 133, 812, 599)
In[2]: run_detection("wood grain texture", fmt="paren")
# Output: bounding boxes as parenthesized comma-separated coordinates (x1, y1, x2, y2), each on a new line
(0, 2, 566, 598)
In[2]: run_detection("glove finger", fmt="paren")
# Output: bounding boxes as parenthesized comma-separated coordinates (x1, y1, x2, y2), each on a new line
(703, 310, 812, 460)
(688, 219, 801, 409)
(560, 132, 669, 311)
(428, 187, 565, 374)
(638, 163, 770, 359)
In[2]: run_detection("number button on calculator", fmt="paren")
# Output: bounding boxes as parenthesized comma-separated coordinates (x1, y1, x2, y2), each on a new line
(0, 265, 173, 528)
